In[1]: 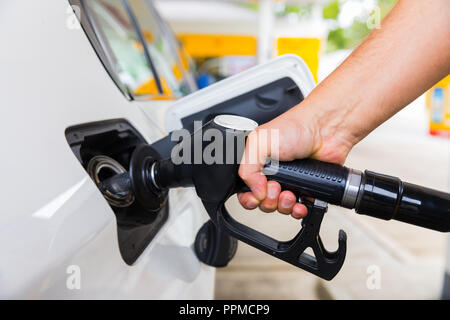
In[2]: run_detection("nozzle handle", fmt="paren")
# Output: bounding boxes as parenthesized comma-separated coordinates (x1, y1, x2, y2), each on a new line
(262, 158, 350, 206)
(262, 159, 450, 232)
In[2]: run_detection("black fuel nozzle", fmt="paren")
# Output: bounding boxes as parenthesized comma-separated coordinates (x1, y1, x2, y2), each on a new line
(140, 115, 347, 279)
(261, 159, 450, 232)
(98, 172, 132, 198)
(354, 171, 450, 232)
(104, 114, 449, 280)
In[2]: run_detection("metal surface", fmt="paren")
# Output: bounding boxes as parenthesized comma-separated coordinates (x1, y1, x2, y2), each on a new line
(213, 114, 258, 131)
(150, 162, 160, 190)
(341, 168, 362, 209)
(87, 155, 135, 208)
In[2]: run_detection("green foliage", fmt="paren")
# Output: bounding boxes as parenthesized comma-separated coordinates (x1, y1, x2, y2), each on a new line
(326, 0, 398, 52)
(326, 20, 371, 52)
(326, 28, 346, 52)
(236, 2, 259, 11)
(280, 4, 312, 18)
(238, 2, 312, 20)
(323, 0, 340, 20)
(378, 0, 399, 19)
(347, 20, 371, 47)
(237, 0, 399, 53)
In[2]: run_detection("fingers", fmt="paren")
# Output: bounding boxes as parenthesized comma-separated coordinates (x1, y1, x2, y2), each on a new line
(277, 191, 308, 219)
(237, 123, 310, 219)
(237, 192, 260, 210)
(291, 203, 308, 219)
(259, 181, 281, 212)
(277, 191, 297, 215)
(238, 186, 309, 219)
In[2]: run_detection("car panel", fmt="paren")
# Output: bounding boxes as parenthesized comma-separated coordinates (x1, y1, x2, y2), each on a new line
(0, 0, 213, 299)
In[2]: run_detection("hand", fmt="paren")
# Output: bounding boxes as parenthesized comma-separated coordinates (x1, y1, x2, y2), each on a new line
(238, 103, 354, 219)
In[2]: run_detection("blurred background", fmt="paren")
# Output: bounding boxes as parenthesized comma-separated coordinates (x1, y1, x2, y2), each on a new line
(155, 0, 401, 85)
(150, 0, 450, 299)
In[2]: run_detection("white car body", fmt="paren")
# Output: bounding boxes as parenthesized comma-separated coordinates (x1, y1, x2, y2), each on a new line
(0, 1, 315, 299)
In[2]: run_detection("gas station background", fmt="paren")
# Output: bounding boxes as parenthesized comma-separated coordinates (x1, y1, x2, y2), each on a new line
(155, 0, 449, 138)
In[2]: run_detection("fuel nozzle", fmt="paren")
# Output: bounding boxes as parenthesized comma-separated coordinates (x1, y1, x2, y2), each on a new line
(95, 145, 168, 212)
(98, 114, 450, 280)
(99, 114, 257, 212)
(87, 155, 135, 208)
(113, 115, 257, 268)
(144, 114, 257, 206)
(261, 159, 450, 232)
(97, 115, 346, 278)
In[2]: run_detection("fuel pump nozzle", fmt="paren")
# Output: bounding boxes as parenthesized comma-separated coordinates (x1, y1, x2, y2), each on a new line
(102, 115, 450, 280)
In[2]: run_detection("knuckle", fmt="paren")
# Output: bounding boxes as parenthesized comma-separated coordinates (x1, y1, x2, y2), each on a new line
(238, 169, 248, 181)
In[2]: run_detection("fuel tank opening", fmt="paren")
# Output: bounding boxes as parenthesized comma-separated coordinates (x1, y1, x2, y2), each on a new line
(87, 155, 134, 208)
(65, 119, 169, 265)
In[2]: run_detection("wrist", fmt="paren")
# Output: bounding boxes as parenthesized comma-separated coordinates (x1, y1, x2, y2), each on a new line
(290, 96, 361, 164)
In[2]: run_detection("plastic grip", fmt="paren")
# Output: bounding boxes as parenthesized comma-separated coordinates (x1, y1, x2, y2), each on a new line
(263, 158, 349, 206)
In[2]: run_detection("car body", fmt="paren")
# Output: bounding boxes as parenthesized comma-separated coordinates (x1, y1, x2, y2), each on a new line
(0, 0, 315, 299)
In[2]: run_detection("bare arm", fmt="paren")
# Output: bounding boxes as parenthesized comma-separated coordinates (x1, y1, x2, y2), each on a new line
(238, 0, 450, 218)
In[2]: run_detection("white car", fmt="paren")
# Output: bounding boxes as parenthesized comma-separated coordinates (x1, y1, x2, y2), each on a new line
(0, 0, 315, 299)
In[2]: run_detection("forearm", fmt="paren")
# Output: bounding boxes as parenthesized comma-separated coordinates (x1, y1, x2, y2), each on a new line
(294, 0, 450, 148)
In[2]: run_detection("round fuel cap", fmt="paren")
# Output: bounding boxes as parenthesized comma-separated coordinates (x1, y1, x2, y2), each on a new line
(213, 115, 258, 131)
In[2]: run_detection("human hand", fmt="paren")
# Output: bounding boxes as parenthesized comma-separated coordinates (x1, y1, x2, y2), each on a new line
(238, 103, 355, 219)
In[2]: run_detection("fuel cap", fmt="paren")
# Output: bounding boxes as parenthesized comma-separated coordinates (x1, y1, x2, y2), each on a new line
(213, 115, 258, 131)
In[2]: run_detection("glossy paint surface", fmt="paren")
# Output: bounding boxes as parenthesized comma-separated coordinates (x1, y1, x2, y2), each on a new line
(0, 1, 213, 299)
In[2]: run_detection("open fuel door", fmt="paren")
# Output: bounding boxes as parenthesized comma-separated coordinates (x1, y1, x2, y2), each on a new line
(152, 54, 315, 158)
